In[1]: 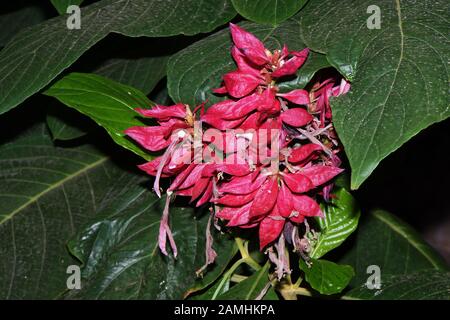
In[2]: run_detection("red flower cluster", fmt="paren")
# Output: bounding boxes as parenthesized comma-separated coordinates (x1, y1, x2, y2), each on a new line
(126, 24, 349, 261)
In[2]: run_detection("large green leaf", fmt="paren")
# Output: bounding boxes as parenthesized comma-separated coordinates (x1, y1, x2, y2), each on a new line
(66, 188, 236, 299)
(299, 259, 354, 295)
(44, 73, 154, 160)
(309, 188, 360, 259)
(339, 210, 448, 288)
(345, 270, 450, 300)
(0, 124, 126, 299)
(51, 0, 84, 15)
(231, 0, 308, 25)
(0, 0, 236, 115)
(167, 19, 308, 107)
(94, 55, 168, 95)
(297, 0, 450, 188)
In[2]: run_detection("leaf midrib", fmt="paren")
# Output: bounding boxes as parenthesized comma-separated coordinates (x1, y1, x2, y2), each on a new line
(373, 211, 445, 270)
(0, 156, 108, 226)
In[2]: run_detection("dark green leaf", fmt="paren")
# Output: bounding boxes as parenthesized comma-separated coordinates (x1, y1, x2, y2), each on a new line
(47, 35, 173, 141)
(44, 73, 154, 160)
(0, 0, 236, 115)
(168, 20, 307, 107)
(231, 0, 308, 25)
(46, 104, 93, 141)
(0, 124, 125, 299)
(297, 0, 450, 188)
(345, 270, 450, 300)
(94, 55, 168, 95)
(51, 0, 84, 15)
(218, 262, 271, 300)
(299, 259, 354, 295)
(339, 210, 448, 288)
(309, 188, 360, 259)
(66, 190, 235, 299)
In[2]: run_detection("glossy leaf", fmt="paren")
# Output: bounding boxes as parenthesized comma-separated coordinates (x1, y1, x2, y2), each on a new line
(0, 0, 236, 115)
(44, 73, 154, 160)
(299, 258, 354, 295)
(66, 191, 235, 299)
(309, 188, 360, 259)
(231, 0, 308, 25)
(345, 270, 450, 300)
(168, 20, 307, 107)
(0, 124, 123, 299)
(297, 0, 450, 188)
(339, 210, 448, 288)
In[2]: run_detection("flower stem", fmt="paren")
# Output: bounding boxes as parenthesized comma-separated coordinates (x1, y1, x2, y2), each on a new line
(235, 238, 262, 271)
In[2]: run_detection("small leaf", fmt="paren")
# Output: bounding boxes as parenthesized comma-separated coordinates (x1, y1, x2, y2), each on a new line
(344, 270, 450, 300)
(50, 0, 84, 15)
(309, 188, 360, 259)
(299, 259, 354, 295)
(231, 0, 308, 25)
(44, 73, 154, 160)
(46, 104, 93, 141)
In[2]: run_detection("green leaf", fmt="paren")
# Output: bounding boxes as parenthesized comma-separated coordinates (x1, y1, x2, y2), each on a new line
(339, 210, 448, 288)
(0, 0, 237, 115)
(299, 259, 354, 295)
(278, 51, 331, 92)
(51, 0, 84, 15)
(47, 35, 173, 141)
(44, 73, 154, 160)
(66, 191, 235, 299)
(94, 55, 168, 95)
(0, 1, 48, 47)
(46, 104, 94, 141)
(0, 123, 126, 299)
(218, 263, 271, 300)
(345, 270, 450, 300)
(168, 19, 307, 107)
(231, 0, 308, 25)
(309, 188, 360, 259)
(297, 0, 450, 189)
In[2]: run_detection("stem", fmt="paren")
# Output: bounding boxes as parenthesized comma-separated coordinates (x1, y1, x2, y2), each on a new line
(212, 258, 246, 300)
(234, 238, 262, 271)
(230, 274, 248, 283)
